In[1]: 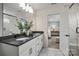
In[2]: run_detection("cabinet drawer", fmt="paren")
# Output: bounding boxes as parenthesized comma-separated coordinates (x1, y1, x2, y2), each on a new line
(19, 45, 35, 56)
(35, 36, 43, 55)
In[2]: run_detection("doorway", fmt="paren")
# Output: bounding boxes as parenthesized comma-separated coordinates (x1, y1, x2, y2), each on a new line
(48, 14, 60, 49)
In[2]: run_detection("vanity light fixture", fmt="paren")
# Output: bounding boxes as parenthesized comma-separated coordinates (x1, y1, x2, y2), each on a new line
(19, 3, 26, 9)
(25, 4, 29, 12)
(19, 3, 33, 13)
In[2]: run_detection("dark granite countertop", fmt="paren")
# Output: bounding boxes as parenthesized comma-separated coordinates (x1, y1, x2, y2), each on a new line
(0, 31, 44, 47)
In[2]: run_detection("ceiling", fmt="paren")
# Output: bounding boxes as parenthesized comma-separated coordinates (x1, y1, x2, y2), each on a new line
(30, 3, 71, 10)
(48, 14, 60, 22)
(3, 3, 72, 13)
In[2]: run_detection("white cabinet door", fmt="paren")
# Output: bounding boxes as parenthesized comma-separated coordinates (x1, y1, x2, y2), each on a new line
(19, 38, 36, 56)
(19, 46, 35, 56)
(19, 41, 31, 55)
(19, 34, 44, 56)
(34, 34, 44, 55)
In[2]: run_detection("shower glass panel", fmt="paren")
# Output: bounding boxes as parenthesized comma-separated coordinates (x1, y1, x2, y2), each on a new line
(69, 4, 79, 56)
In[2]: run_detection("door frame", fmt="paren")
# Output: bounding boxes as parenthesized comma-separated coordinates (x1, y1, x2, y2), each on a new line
(47, 13, 60, 48)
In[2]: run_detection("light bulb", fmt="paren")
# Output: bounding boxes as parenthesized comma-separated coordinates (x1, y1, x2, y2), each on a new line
(25, 4, 29, 12)
(19, 3, 26, 10)
(19, 3, 34, 13)
(29, 6, 33, 13)
(19, 3, 25, 7)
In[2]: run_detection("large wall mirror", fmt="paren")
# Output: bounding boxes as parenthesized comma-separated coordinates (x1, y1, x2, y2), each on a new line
(3, 3, 28, 36)
(3, 13, 19, 36)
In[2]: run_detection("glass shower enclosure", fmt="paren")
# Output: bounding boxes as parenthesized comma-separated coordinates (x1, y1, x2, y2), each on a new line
(69, 4, 79, 56)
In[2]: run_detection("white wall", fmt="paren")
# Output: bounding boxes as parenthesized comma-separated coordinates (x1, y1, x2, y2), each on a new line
(68, 4, 79, 46)
(0, 3, 3, 56)
(60, 11, 69, 55)
(69, 6, 77, 46)
(0, 3, 3, 36)
(77, 5, 79, 47)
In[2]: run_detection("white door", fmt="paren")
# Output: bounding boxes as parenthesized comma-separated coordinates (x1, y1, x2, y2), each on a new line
(60, 11, 69, 56)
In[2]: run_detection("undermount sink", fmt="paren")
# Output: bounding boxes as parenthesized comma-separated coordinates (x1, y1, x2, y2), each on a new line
(16, 37, 30, 41)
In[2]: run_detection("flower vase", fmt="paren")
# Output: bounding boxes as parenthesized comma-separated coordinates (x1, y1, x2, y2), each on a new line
(26, 30, 30, 36)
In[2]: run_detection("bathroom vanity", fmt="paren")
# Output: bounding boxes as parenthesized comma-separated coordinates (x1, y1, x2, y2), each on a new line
(0, 31, 44, 56)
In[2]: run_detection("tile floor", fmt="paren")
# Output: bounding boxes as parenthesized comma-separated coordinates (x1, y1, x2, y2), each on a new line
(39, 48, 63, 56)
(48, 36, 59, 49)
